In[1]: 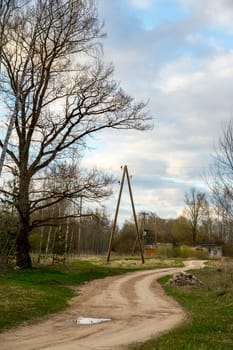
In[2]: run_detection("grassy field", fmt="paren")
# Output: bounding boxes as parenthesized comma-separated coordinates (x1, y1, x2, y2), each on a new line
(0, 256, 182, 332)
(130, 260, 233, 350)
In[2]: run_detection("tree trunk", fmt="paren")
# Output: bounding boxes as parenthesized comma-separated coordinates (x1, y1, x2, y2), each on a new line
(15, 171, 32, 269)
(16, 221, 32, 269)
(192, 226, 197, 246)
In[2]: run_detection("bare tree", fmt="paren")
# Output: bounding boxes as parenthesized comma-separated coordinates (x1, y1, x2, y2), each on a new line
(0, 0, 151, 268)
(31, 161, 114, 226)
(184, 187, 208, 245)
(206, 120, 233, 243)
(0, 1, 12, 63)
(208, 121, 233, 214)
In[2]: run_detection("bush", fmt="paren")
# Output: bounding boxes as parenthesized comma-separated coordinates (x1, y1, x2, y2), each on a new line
(174, 245, 190, 258)
(153, 244, 208, 259)
(223, 244, 233, 257)
(174, 245, 207, 259)
(156, 246, 174, 258)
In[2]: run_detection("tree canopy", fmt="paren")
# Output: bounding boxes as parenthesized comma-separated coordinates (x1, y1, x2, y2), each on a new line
(0, 0, 151, 268)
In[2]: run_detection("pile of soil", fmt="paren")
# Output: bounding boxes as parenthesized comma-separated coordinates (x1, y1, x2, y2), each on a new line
(168, 271, 204, 287)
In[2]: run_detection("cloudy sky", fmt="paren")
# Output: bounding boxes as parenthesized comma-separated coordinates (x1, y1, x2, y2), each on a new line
(82, 0, 233, 223)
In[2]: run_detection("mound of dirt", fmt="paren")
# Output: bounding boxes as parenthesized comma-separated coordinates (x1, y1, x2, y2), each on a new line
(168, 271, 204, 287)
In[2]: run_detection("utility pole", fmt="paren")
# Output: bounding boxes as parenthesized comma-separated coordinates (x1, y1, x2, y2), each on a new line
(106, 167, 126, 262)
(106, 165, 144, 264)
(141, 211, 149, 251)
(77, 195, 83, 256)
(132, 211, 148, 254)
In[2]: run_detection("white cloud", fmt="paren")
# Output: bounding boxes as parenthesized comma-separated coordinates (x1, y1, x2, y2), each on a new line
(178, 0, 233, 33)
(128, 0, 153, 10)
(83, 1, 233, 221)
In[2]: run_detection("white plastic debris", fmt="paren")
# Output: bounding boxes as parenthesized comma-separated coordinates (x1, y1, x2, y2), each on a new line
(75, 317, 111, 325)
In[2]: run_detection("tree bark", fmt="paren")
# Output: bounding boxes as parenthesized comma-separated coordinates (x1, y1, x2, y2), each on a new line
(192, 226, 197, 246)
(15, 225, 32, 269)
(15, 170, 32, 269)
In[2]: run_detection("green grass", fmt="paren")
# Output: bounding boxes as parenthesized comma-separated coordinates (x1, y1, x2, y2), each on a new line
(0, 260, 136, 332)
(0, 257, 183, 332)
(130, 265, 233, 350)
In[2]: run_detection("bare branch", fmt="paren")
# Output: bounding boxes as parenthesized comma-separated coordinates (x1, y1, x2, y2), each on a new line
(0, 0, 152, 268)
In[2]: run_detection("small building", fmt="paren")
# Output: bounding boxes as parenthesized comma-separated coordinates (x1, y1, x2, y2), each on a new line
(144, 244, 156, 257)
(144, 243, 174, 257)
(195, 244, 222, 258)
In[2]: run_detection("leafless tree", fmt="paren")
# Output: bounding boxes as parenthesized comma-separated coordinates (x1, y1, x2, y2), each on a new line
(77, 208, 111, 255)
(0, 1, 12, 60)
(184, 187, 208, 245)
(30, 161, 114, 226)
(208, 121, 233, 214)
(0, 0, 151, 268)
(206, 120, 233, 242)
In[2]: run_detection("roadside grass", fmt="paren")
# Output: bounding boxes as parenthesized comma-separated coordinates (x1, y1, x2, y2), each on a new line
(0, 257, 182, 332)
(130, 261, 233, 350)
(0, 260, 133, 332)
(77, 255, 184, 269)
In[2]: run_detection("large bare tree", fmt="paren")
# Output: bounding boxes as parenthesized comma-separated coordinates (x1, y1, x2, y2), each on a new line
(0, 0, 151, 268)
(184, 187, 208, 245)
(207, 120, 233, 242)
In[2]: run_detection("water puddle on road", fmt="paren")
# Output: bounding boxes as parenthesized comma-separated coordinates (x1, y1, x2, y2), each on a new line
(74, 317, 112, 325)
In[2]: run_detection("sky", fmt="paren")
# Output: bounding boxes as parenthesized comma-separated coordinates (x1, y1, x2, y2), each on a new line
(2, 0, 233, 225)
(80, 0, 233, 224)
(82, 0, 233, 222)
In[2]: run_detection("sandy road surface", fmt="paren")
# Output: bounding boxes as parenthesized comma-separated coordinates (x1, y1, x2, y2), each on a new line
(0, 260, 205, 350)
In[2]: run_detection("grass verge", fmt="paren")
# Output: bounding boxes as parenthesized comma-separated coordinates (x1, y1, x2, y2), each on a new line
(130, 262, 233, 350)
(0, 257, 182, 332)
(0, 260, 134, 332)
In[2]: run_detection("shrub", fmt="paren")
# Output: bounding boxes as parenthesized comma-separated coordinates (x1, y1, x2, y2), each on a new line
(156, 246, 174, 258)
(223, 244, 233, 257)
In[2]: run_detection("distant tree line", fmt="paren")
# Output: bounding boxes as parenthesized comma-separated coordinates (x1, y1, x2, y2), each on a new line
(0, 200, 112, 265)
(1, 182, 233, 265)
(112, 186, 233, 257)
(112, 210, 227, 255)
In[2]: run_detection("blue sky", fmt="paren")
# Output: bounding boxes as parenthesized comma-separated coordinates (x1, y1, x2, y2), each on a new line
(81, 0, 233, 223)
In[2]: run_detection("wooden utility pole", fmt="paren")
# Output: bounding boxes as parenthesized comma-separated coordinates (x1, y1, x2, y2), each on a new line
(106, 165, 144, 263)
(132, 211, 149, 254)
(77, 195, 83, 256)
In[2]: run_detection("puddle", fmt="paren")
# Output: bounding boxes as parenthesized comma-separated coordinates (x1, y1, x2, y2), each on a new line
(74, 317, 112, 325)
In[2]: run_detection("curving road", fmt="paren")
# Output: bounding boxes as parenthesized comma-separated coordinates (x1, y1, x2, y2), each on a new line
(0, 260, 204, 350)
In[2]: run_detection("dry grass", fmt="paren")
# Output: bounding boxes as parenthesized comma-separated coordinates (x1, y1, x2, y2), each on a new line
(76, 255, 184, 269)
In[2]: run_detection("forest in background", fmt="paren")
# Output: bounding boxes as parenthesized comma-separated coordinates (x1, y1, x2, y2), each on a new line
(1, 186, 233, 266)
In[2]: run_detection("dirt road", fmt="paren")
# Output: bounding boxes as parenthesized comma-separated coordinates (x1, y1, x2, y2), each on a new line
(0, 260, 204, 350)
